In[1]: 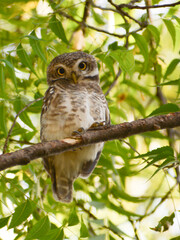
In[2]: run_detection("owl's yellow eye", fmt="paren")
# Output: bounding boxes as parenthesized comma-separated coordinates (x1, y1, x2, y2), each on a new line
(57, 67, 65, 76)
(79, 61, 87, 71)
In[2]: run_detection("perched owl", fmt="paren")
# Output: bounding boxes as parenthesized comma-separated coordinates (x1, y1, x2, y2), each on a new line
(40, 51, 110, 203)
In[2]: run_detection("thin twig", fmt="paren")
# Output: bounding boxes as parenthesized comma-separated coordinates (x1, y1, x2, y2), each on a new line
(3, 97, 43, 154)
(116, 0, 180, 9)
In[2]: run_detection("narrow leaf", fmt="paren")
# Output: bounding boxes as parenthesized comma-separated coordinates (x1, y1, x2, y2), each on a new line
(132, 33, 149, 72)
(40, 228, 64, 240)
(25, 216, 50, 240)
(163, 19, 176, 47)
(29, 30, 47, 63)
(49, 15, 68, 44)
(0, 102, 7, 135)
(68, 208, 79, 226)
(9, 200, 33, 229)
(0, 216, 10, 228)
(151, 212, 175, 232)
(0, 64, 5, 97)
(80, 216, 89, 238)
(109, 49, 134, 75)
(164, 59, 180, 79)
(147, 25, 160, 46)
(148, 103, 180, 117)
(17, 43, 37, 76)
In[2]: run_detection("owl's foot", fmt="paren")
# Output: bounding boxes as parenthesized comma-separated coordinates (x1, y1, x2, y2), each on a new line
(89, 121, 106, 130)
(71, 127, 85, 138)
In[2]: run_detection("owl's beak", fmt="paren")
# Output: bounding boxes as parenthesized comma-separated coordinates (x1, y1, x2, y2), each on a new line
(71, 72, 78, 84)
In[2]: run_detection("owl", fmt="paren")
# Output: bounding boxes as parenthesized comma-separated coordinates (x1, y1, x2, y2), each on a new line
(40, 51, 110, 203)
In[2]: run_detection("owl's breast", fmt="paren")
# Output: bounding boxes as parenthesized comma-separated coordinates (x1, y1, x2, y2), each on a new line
(40, 86, 107, 141)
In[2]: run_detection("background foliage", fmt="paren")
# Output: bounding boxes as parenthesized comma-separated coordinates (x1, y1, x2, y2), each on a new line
(0, 0, 180, 239)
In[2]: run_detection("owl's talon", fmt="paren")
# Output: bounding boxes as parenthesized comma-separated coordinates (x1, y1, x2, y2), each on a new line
(71, 127, 85, 137)
(89, 121, 106, 130)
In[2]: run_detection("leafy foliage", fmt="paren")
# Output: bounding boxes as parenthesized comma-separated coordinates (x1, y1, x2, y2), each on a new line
(0, 0, 180, 240)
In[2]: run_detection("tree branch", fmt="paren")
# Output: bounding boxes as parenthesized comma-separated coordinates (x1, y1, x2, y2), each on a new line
(0, 112, 180, 171)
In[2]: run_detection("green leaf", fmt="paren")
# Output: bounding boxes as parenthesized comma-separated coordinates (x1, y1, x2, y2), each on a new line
(68, 208, 79, 226)
(109, 49, 134, 75)
(159, 79, 180, 86)
(29, 30, 47, 63)
(25, 216, 50, 240)
(40, 228, 64, 240)
(170, 236, 180, 240)
(0, 58, 18, 92)
(0, 64, 5, 98)
(0, 216, 10, 228)
(89, 235, 106, 240)
(132, 33, 149, 72)
(92, 9, 105, 25)
(49, 15, 68, 44)
(16, 43, 37, 76)
(147, 25, 160, 46)
(164, 58, 180, 79)
(148, 103, 180, 117)
(0, 102, 7, 135)
(9, 200, 33, 229)
(80, 216, 89, 238)
(14, 96, 36, 130)
(163, 19, 176, 47)
(151, 212, 175, 232)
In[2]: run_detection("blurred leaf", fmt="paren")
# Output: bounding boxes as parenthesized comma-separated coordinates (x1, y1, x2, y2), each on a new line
(9, 200, 33, 229)
(164, 59, 180, 79)
(0, 216, 10, 228)
(147, 25, 160, 46)
(159, 79, 180, 86)
(68, 208, 79, 226)
(16, 43, 37, 76)
(151, 212, 175, 232)
(163, 19, 176, 47)
(0, 102, 7, 135)
(132, 33, 149, 72)
(0, 58, 18, 92)
(29, 30, 47, 63)
(148, 103, 180, 117)
(49, 15, 68, 44)
(14, 96, 36, 130)
(109, 49, 134, 75)
(80, 216, 89, 238)
(39, 228, 64, 240)
(25, 216, 50, 240)
(0, 64, 5, 97)
(92, 9, 105, 25)
(89, 235, 106, 240)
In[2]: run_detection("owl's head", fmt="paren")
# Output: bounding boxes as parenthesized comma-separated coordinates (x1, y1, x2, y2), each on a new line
(47, 51, 99, 86)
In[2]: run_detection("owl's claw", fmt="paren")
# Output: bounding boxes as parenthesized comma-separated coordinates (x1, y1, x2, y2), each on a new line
(71, 127, 85, 138)
(89, 121, 106, 130)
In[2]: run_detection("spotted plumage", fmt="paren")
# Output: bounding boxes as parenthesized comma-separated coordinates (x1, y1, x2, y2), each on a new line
(40, 51, 110, 203)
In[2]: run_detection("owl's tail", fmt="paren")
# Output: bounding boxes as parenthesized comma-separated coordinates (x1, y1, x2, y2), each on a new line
(52, 175, 73, 203)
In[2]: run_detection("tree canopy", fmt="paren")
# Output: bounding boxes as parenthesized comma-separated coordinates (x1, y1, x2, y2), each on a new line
(0, 0, 180, 239)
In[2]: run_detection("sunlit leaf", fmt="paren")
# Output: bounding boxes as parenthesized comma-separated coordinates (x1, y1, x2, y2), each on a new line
(164, 58, 180, 79)
(0, 64, 5, 98)
(109, 49, 134, 75)
(16, 43, 37, 76)
(39, 228, 64, 240)
(151, 212, 175, 232)
(147, 25, 160, 46)
(148, 103, 180, 117)
(163, 19, 176, 47)
(25, 216, 50, 240)
(0, 216, 10, 228)
(68, 208, 79, 226)
(80, 216, 89, 238)
(132, 33, 149, 72)
(49, 15, 68, 44)
(29, 30, 47, 63)
(9, 200, 33, 229)
(0, 102, 7, 135)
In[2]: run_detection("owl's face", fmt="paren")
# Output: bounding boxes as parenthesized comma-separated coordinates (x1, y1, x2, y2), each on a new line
(47, 51, 99, 86)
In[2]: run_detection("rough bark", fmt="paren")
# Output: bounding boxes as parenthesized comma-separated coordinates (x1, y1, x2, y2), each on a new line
(0, 112, 180, 171)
